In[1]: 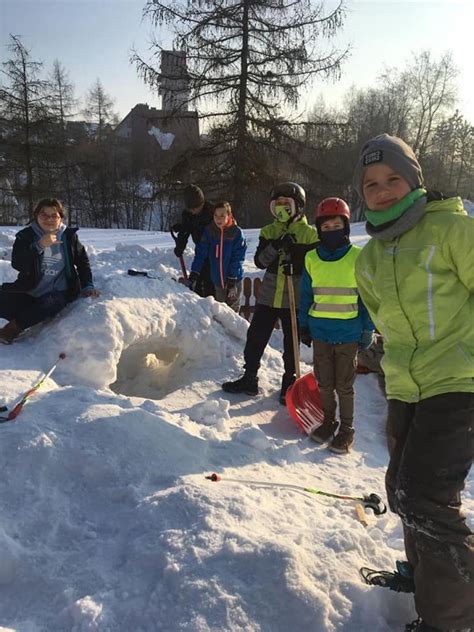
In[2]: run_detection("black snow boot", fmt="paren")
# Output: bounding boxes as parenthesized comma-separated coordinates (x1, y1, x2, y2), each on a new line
(222, 372, 258, 396)
(360, 560, 415, 593)
(279, 373, 296, 405)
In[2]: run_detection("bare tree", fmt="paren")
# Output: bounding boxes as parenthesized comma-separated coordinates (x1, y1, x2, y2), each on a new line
(408, 51, 458, 159)
(83, 79, 118, 140)
(46, 60, 78, 221)
(0, 34, 50, 216)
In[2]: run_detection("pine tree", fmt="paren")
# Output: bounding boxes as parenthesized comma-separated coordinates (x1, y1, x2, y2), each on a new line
(133, 0, 348, 224)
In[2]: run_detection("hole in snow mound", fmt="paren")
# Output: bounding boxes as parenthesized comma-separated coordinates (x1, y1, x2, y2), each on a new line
(110, 339, 182, 399)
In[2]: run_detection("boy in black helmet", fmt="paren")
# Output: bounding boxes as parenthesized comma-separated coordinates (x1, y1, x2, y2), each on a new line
(172, 184, 215, 297)
(222, 182, 317, 404)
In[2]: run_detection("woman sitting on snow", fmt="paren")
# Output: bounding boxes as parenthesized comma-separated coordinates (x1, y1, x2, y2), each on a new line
(0, 198, 99, 344)
(185, 201, 247, 313)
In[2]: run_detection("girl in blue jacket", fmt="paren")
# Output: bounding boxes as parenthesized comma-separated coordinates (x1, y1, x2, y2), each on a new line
(187, 202, 247, 312)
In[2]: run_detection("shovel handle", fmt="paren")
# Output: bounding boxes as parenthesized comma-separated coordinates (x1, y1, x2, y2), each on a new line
(286, 272, 301, 379)
(178, 256, 188, 280)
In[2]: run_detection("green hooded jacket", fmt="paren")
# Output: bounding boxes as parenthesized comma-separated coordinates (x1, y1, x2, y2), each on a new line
(254, 215, 317, 308)
(355, 197, 474, 402)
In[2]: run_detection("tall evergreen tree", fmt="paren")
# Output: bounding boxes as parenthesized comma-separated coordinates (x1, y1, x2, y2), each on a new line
(133, 0, 348, 224)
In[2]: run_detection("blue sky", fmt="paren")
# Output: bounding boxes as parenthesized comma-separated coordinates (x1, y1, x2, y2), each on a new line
(1, 0, 472, 123)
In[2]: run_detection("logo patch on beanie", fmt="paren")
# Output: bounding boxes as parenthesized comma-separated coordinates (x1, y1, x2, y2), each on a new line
(363, 150, 383, 166)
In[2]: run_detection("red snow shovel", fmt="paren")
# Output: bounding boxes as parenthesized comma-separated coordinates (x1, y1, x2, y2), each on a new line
(284, 261, 324, 435)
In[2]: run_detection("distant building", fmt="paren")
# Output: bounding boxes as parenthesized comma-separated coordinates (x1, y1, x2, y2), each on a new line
(114, 50, 200, 177)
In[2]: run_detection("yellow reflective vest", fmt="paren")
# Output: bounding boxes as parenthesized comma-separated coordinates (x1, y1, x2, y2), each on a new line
(305, 245, 361, 319)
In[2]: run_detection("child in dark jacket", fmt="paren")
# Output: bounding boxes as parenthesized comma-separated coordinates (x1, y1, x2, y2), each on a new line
(186, 202, 246, 312)
(172, 184, 215, 297)
(0, 198, 99, 344)
(299, 197, 374, 453)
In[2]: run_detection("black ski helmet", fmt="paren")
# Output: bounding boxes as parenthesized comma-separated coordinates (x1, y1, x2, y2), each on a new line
(270, 182, 306, 211)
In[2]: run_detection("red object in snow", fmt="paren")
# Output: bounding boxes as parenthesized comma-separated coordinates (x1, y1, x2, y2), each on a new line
(285, 372, 324, 435)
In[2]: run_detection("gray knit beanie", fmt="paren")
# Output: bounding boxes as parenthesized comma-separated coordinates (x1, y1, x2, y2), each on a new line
(183, 184, 205, 209)
(353, 134, 424, 199)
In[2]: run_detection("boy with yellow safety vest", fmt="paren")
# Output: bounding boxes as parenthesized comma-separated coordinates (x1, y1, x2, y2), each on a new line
(299, 197, 374, 453)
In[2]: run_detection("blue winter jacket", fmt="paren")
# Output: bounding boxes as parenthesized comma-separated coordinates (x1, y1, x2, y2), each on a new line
(191, 220, 247, 288)
(299, 242, 374, 343)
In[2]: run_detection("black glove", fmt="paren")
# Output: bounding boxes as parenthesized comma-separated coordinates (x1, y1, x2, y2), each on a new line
(273, 233, 296, 253)
(300, 327, 312, 348)
(281, 258, 293, 276)
(184, 271, 200, 291)
(174, 246, 184, 257)
(171, 222, 182, 233)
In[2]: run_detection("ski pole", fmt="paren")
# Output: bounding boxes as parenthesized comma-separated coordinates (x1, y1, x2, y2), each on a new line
(205, 472, 387, 515)
(0, 352, 66, 423)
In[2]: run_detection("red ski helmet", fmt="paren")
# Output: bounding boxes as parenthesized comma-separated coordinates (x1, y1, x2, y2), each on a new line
(315, 197, 351, 222)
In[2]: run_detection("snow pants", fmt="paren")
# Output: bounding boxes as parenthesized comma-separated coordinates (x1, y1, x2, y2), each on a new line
(214, 281, 242, 314)
(243, 304, 296, 378)
(0, 289, 69, 330)
(312, 340, 358, 428)
(386, 393, 474, 630)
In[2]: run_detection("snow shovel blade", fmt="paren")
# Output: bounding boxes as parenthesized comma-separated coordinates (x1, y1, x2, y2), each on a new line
(285, 372, 324, 435)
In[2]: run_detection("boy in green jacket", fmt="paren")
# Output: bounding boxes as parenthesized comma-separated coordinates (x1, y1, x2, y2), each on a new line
(353, 134, 474, 632)
(222, 182, 317, 404)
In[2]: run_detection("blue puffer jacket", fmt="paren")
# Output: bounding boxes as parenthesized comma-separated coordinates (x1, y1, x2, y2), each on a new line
(191, 220, 247, 288)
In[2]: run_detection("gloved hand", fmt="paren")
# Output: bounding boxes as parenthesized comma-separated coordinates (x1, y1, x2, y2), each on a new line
(185, 271, 200, 292)
(171, 222, 182, 233)
(281, 258, 293, 276)
(359, 330, 375, 351)
(226, 277, 238, 300)
(273, 233, 296, 253)
(174, 244, 185, 257)
(300, 327, 312, 348)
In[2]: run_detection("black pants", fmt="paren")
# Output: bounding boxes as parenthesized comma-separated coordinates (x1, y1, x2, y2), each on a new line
(243, 303, 296, 377)
(386, 393, 474, 629)
(0, 289, 69, 330)
(195, 258, 215, 298)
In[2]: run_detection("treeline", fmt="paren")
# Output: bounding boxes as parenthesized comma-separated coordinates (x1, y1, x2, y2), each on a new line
(1, 31, 472, 229)
(0, 35, 159, 229)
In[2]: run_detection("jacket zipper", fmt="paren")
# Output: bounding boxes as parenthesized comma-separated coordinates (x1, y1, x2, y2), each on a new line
(219, 228, 225, 288)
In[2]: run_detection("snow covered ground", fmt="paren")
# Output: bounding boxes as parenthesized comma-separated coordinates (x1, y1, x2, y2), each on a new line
(0, 222, 471, 632)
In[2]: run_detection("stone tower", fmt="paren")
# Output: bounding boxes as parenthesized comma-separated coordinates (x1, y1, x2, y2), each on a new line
(159, 50, 190, 112)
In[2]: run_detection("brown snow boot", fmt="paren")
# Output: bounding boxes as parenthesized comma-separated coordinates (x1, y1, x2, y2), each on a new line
(310, 419, 338, 444)
(329, 425, 355, 454)
(0, 320, 23, 345)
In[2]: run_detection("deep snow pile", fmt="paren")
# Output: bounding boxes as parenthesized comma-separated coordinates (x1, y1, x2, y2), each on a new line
(0, 226, 471, 632)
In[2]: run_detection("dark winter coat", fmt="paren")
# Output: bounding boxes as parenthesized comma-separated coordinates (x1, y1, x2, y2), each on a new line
(2, 225, 94, 301)
(174, 200, 215, 254)
(191, 220, 247, 288)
